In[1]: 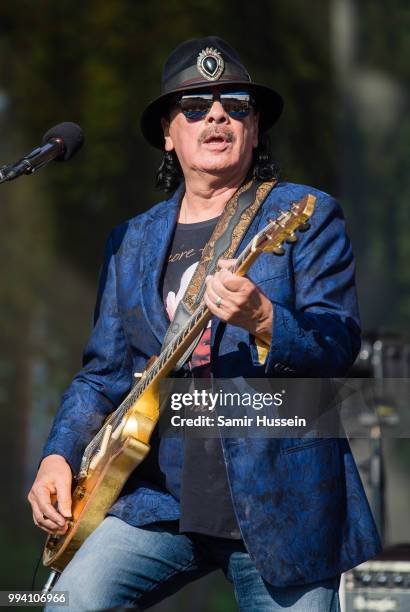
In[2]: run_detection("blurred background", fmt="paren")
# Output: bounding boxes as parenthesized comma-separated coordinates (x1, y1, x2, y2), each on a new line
(0, 0, 409, 610)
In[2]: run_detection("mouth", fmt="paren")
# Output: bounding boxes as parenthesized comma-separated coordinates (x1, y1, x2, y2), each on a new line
(201, 132, 232, 150)
(204, 134, 228, 144)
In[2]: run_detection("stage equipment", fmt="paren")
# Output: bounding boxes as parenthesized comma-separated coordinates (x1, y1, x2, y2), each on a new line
(349, 334, 410, 545)
(342, 544, 410, 611)
(353, 333, 410, 379)
(0, 122, 83, 183)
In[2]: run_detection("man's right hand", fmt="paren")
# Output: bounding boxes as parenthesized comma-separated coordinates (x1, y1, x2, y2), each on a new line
(27, 454, 73, 535)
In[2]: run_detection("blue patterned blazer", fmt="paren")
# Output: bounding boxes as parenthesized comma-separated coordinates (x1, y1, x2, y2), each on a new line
(41, 181, 381, 586)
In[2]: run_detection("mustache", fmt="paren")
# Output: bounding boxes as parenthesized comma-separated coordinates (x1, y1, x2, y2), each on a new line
(199, 127, 235, 144)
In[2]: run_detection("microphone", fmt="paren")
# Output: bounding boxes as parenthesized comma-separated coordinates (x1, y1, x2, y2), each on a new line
(0, 122, 84, 183)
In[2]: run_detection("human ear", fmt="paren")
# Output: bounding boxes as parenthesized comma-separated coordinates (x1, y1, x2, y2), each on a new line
(161, 117, 174, 152)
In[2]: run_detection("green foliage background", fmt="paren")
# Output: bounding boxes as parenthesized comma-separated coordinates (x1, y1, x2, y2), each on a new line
(0, 1, 408, 610)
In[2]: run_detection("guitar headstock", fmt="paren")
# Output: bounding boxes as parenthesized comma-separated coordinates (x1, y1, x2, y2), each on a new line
(253, 194, 316, 255)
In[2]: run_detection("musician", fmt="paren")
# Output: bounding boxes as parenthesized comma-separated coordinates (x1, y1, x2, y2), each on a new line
(28, 37, 381, 611)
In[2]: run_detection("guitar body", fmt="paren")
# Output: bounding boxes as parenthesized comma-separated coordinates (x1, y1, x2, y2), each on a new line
(43, 379, 160, 570)
(42, 195, 316, 573)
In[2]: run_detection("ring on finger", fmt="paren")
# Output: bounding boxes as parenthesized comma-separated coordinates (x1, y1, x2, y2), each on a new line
(215, 296, 222, 307)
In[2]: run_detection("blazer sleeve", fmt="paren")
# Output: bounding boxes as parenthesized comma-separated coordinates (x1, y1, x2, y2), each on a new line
(249, 194, 361, 376)
(39, 230, 133, 475)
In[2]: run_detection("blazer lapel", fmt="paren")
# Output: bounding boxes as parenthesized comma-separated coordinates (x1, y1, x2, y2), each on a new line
(140, 185, 184, 346)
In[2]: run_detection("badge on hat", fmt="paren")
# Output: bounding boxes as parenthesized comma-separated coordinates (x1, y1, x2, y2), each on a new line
(197, 47, 224, 81)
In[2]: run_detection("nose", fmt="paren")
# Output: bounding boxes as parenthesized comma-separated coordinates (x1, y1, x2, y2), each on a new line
(205, 99, 228, 124)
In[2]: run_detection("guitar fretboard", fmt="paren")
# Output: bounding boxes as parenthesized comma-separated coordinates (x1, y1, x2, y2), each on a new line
(78, 198, 313, 477)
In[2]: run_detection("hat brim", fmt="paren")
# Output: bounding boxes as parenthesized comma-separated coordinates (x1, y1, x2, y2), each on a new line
(140, 81, 283, 149)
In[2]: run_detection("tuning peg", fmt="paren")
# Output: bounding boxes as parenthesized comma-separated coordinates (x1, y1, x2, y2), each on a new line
(298, 222, 310, 232)
(272, 246, 285, 256)
(286, 233, 298, 243)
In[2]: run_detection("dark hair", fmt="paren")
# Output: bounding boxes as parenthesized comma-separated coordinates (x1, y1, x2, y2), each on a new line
(155, 132, 279, 192)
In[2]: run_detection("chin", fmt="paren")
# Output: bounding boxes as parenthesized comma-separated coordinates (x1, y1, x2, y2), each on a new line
(200, 165, 235, 176)
(197, 155, 237, 174)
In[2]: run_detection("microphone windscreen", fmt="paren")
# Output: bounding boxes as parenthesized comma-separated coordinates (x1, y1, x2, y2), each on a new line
(42, 122, 84, 161)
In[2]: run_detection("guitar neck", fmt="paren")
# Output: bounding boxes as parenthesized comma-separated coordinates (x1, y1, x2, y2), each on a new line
(110, 196, 315, 419)
(124, 235, 258, 393)
(79, 194, 315, 478)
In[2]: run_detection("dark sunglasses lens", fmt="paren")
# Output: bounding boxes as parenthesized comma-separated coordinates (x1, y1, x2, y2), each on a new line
(220, 93, 251, 118)
(180, 94, 213, 120)
(179, 92, 252, 120)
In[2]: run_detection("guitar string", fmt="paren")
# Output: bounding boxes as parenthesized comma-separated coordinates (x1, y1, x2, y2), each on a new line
(79, 226, 260, 472)
(81, 249, 245, 463)
(80, 213, 297, 472)
(80, 208, 304, 473)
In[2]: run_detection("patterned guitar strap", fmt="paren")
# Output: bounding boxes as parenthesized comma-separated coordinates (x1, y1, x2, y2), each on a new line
(161, 177, 277, 371)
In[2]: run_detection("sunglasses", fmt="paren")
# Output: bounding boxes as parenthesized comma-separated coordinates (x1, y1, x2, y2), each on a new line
(176, 91, 255, 121)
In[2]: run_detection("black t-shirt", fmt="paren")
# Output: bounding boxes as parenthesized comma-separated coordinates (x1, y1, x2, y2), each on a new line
(161, 216, 241, 539)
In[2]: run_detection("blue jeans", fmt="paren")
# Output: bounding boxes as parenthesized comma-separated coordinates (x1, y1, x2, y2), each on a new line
(44, 516, 341, 611)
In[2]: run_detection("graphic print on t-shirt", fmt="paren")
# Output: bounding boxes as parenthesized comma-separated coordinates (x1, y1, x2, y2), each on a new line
(164, 260, 212, 374)
(165, 261, 198, 321)
(160, 216, 242, 539)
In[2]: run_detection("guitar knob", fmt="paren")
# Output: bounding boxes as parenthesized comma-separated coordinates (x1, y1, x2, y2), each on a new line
(77, 487, 86, 500)
(286, 233, 298, 243)
(298, 222, 310, 232)
(48, 536, 59, 548)
(272, 246, 285, 256)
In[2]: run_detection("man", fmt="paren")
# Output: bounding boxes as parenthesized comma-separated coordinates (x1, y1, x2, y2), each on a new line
(28, 37, 381, 611)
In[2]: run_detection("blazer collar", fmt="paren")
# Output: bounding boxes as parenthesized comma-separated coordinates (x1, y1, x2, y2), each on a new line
(140, 183, 184, 346)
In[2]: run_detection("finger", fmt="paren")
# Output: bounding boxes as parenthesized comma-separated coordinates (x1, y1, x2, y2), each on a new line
(217, 270, 249, 293)
(204, 292, 228, 320)
(32, 511, 59, 535)
(39, 516, 67, 535)
(34, 485, 67, 526)
(205, 275, 246, 315)
(205, 277, 231, 307)
(213, 266, 250, 291)
(207, 275, 241, 305)
(55, 478, 72, 518)
(31, 499, 65, 532)
(215, 270, 256, 292)
(217, 258, 237, 271)
(37, 519, 68, 536)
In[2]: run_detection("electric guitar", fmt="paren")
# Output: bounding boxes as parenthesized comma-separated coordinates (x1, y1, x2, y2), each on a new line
(42, 193, 316, 572)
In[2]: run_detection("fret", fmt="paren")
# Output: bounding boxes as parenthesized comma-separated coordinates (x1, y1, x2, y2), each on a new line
(79, 196, 315, 479)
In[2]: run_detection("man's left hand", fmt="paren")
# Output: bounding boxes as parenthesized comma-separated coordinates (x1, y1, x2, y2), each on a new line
(204, 259, 273, 342)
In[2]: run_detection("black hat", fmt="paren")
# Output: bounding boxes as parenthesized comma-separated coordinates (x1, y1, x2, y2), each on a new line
(141, 36, 284, 149)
